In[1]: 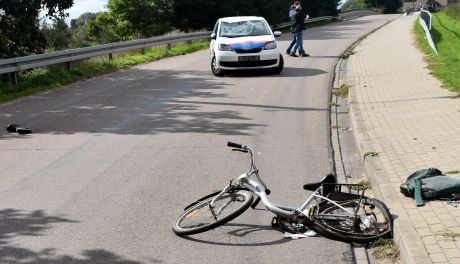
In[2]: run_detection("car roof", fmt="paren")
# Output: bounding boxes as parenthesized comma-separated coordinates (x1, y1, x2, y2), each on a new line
(218, 16, 266, 23)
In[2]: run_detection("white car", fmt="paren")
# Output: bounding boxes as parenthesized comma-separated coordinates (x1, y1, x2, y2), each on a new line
(210, 16, 283, 76)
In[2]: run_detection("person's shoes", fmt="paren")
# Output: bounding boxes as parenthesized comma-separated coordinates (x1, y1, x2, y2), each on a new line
(286, 50, 291, 54)
(6, 124, 32, 134)
(17, 128, 32, 134)
(300, 53, 310, 57)
(6, 124, 19, 133)
(290, 54, 298, 57)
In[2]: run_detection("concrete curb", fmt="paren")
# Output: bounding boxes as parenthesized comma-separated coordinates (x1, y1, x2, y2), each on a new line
(346, 52, 432, 263)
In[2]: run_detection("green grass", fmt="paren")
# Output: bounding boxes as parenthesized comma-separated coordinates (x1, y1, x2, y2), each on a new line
(436, 229, 460, 241)
(415, 10, 460, 93)
(364, 151, 379, 158)
(370, 238, 400, 263)
(0, 41, 209, 103)
(341, 48, 356, 59)
(332, 83, 350, 98)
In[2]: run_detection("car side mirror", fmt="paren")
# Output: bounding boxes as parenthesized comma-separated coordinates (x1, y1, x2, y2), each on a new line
(273, 31, 282, 37)
(211, 33, 216, 39)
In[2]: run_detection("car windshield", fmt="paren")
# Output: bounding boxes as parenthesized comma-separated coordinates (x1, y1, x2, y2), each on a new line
(219, 20, 270, 38)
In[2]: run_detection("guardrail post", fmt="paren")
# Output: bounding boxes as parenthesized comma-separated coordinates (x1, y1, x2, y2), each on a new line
(10, 72, 18, 86)
(66, 61, 72, 70)
(167, 43, 171, 50)
(108, 53, 113, 60)
(141, 48, 145, 55)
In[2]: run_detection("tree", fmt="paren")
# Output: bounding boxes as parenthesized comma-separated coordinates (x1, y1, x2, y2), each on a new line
(108, 0, 173, 38)
(70, 12, 97, 47)
(365, 0, 402, 13)
(341, 0, 369, 11)
(86, 11, 132, 43)
(42, 16, 72, 51)
(0, 0, 74, 58)
(87, 0, 174, 43)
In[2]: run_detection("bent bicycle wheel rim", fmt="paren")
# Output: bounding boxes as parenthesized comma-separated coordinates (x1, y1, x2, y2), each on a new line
(312, 198, 392, 243)
(172, 190, 253, 236)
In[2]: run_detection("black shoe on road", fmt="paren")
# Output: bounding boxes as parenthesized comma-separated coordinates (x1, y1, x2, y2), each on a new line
(300, 53, 310, 57)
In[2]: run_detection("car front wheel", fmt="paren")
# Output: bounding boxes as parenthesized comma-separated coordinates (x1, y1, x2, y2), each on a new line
(211, 56, 224, 76)
(271, 54, 284, 74)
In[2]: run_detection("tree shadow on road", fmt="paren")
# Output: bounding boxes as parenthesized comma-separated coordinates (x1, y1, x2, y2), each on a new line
(0, 68, 327, 138)
(223, 67, 328, 78)
(0, 208, 159, 264)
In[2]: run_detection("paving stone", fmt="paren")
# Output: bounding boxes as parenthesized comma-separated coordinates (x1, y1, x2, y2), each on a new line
(444, 248, 460, 258)
(439, 241, 458, 249)
(426, 244, 443, 254)
(430, 252, 449, 262)
(348, 13, 460, 264)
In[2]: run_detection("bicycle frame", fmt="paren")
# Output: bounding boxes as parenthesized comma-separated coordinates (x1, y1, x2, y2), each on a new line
(209, 145, 357, 221)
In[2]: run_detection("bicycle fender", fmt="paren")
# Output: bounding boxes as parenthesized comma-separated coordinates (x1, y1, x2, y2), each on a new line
(183, 188, 252, 211)
(183, 190, 222, 211)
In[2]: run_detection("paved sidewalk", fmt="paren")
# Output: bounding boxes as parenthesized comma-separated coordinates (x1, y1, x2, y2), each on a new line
(346, 14, 460, 263)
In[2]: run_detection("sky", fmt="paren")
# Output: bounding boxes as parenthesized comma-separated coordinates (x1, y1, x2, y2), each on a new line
(67, 0, 108, 20)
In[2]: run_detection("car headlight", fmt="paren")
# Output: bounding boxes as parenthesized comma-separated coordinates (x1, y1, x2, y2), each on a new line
(218, 44, 233, 51)
(264, 41, 277, 50)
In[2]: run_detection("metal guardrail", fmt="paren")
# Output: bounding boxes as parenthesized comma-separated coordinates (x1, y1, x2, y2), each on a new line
(419, 10, 437, 55)
(339, 9, 380, 20)
(275, 16, 335, 30)
(0, 9, 376, 84)
(0, 32, 210, 76)
(420, 9, 432, 30)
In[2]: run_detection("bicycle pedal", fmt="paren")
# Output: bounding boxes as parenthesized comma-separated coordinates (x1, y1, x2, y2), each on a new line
(271, 217, 279, 227)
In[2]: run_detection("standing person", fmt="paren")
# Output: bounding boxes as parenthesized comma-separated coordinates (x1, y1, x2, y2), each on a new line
(286, 1, 300, 54)
(290, 4, 310, 57)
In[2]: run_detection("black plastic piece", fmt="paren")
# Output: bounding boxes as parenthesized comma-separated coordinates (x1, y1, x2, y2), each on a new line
(6, 124, 32, 134)
(227, 141, 243, 149)
(6, 124, 20, 133)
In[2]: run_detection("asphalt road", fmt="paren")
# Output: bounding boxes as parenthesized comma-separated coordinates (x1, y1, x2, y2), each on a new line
(0, 15, 399, 264)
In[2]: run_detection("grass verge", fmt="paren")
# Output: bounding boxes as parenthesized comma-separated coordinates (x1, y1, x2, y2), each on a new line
(435, 229, 460, 241)
(0, 40, 209, 103)
(369, 238, 400, 264)
(332, 83, 350, 98)
(414, 10, 460, 93)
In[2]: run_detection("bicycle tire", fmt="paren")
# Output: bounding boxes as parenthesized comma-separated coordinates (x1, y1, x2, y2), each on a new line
(310, 197, 392, 243)
(172, 190, 253, 236)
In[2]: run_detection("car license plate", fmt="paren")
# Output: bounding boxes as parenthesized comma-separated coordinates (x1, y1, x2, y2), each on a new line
(238, 56, 260, 62)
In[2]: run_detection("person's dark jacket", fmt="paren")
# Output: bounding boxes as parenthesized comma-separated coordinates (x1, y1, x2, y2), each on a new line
(291, 10, 306, 33)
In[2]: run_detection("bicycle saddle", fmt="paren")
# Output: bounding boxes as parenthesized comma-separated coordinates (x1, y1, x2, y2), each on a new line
(303, 174, 336, 195)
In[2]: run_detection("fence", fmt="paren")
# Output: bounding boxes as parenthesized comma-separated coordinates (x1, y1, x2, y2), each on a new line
(419, 9, 438, 55)
(420, 9, 432, 30)
(0, 9, 377, 85)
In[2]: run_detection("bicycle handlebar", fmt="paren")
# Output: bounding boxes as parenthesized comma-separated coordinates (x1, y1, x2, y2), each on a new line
(227, 141, 245, 149)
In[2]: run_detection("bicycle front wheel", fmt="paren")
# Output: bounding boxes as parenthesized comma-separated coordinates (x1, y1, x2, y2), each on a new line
(311, 197, 392, 243)
(172, 190, 253, 236)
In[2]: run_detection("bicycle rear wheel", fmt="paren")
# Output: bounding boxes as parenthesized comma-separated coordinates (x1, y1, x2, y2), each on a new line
(311, 197, 392, 243)
(172, 190, 253, 236)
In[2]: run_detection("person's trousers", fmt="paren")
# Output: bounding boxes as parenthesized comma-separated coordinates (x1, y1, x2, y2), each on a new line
(290, 31, 305, 55)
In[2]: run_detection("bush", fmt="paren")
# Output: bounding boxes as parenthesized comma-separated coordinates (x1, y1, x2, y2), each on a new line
(445, 3, 460, 20)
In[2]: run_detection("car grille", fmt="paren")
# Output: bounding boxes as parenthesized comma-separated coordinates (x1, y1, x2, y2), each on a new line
(234, 48, 263, 54)
(220, 60, 277, 68)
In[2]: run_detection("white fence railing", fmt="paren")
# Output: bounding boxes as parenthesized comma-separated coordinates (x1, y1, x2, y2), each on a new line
(420, 9, 432, 30)
(419, 9, 438, 55)
(0, 9, 377, 84)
